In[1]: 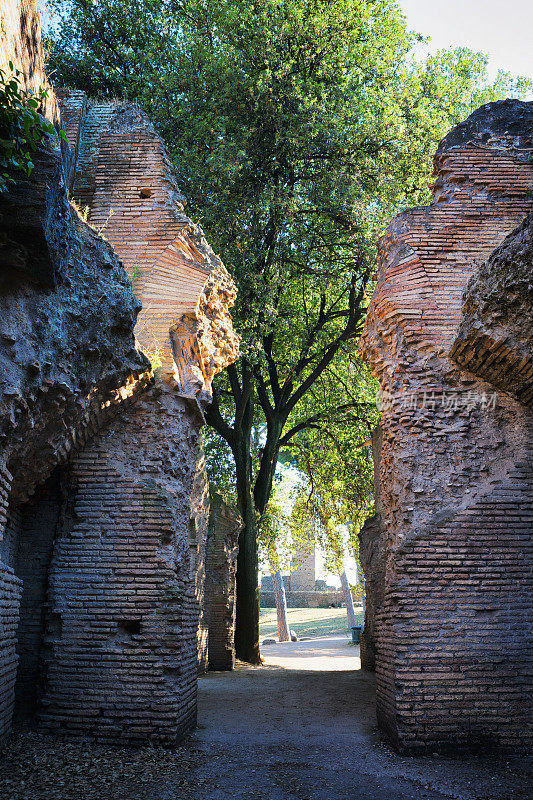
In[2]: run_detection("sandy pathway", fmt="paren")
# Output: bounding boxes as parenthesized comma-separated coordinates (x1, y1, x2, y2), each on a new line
(189, 636, 530, 800)
(0, 636, 529, 799)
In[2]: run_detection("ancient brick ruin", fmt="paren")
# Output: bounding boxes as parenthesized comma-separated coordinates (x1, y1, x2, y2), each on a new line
(0, 0, 238, 744)
(360, 100, 533, 753)
(1, 0, 532, 761)
(205, 492, 241, 671)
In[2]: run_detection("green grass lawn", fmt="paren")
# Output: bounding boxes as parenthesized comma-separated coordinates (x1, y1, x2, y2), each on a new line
(259, 606, 364, 639)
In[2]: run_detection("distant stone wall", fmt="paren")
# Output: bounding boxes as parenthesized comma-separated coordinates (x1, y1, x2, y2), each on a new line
(360, 100, 533, 754)
(260, 591, 345, 609)
(289, 544, 315, 591)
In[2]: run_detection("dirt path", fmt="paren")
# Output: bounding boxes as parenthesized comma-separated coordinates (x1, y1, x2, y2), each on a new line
(191, 640, 529, 800)
(0, 637, 530, 800)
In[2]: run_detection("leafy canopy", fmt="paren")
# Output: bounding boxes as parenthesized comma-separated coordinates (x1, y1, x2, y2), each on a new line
(0, 62, 66, 192)
(47, 0, 532, 514)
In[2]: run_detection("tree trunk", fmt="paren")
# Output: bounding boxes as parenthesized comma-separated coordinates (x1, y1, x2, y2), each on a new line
(340, 569, 357, 629)
(272, 570, 290, 642)
(234, 511, 261, 663)
(233, 433, 261, 665)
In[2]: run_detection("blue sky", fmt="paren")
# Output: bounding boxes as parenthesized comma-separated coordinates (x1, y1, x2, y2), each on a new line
(398, 0, 533, 84)
(40, 0, 532, 85)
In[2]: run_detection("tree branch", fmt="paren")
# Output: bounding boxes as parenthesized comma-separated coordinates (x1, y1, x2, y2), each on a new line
(205, 382, 235, 446)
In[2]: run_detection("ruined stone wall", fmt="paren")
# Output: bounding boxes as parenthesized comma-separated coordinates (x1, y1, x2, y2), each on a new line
(451, 212, 533, 406)
(205, 493, 241, 671)
(0, 125, 150, 741)
(58, 86, 238, 695)
(58, 90, 238, 391)
(289, 544, 316, 591)
(259, 590, 345, 609)
(359, 100, 533, 753)
(1, 2, 238, 744)
(40, 385, 206, 742)
(30, 90, 237, 742)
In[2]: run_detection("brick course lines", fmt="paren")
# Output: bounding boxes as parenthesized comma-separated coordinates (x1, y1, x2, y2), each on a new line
(0, 465, 22, 742)
(205, 493, 241, 671)
(39, 385, 207, 743)
(359, 100, 533, 754)
(12, 472, 62, 721)
(58, 93, 213, 377)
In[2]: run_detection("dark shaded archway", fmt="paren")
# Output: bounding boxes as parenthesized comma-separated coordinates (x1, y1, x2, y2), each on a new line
(3, 470, 63, 722)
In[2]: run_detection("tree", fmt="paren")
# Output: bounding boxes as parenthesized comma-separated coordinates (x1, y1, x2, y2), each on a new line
(259, 496, 291, 643)
(47, 0, 532, 663)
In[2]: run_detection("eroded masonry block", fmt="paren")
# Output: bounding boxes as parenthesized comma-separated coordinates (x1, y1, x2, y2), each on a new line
(205, 492, 241, 671)
(359, 100, 533, 753)
(1, 1, 238, 745)
(0, 126, 150, 742)
(39, 384, 207, 742)
(451, 212, 533, 406)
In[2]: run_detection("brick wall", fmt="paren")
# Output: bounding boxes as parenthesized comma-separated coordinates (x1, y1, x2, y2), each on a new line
(39, 383, 207, 743)
(57, 91, 237, 384)
(0, 1, 238, 745)
(0, 465, 22, 741)
(12, 471, 62, 720)
(205, 493, 241, 671)
(0, 378, 150, 744)
(451, 212, 533, 407)
(359, 100, 533, 753)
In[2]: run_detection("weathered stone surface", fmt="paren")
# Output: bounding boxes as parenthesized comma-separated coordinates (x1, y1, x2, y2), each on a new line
(0, 144, 150, 504)
(0, 2, 239, 746)
(0, 138, 69, 287)
(0, 140, 150, 742)
(289, 543, 315, 591)
(57, 91, 240, 392)
(359, 100, 533, 754)
(451, 212, 533, 405)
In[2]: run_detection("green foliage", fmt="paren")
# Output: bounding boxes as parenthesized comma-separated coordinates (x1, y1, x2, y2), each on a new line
(47, 0, 532, 563)
(0, 61, 65, 192)
(145, 346, 163, 371)
(286, 356, 378, 575)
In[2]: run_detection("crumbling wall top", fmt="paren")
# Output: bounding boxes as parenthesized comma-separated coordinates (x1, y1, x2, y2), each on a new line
(61, 92, 239, 402)
(436, 99, 533, 154)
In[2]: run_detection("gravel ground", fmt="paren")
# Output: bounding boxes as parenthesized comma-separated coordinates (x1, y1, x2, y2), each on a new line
(0, 637, 530, 800)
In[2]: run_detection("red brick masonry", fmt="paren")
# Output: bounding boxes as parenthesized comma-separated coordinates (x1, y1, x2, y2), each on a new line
(360, 100, 533, 753)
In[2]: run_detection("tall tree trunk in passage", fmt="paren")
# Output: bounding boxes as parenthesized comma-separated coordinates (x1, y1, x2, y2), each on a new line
(340, 569, 357, 629)
(272, 570, 290, 642)
(233, 432, 261, 665)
